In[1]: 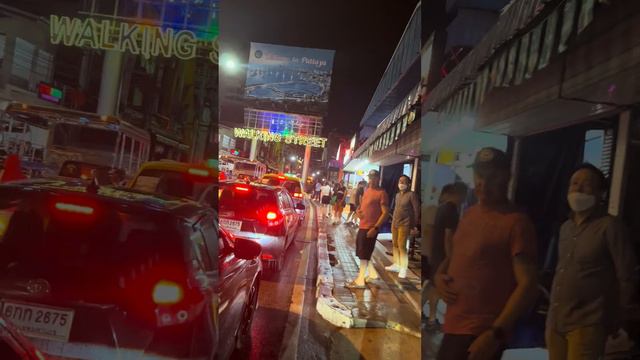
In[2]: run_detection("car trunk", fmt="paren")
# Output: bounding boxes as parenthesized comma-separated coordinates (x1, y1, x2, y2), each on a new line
(0, 190, 189, 347)
(219, 185, 283, 236)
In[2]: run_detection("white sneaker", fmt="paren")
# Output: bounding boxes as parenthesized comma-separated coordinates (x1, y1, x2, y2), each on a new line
(385, 264, 400, 272)
(398, 268, 407, 279)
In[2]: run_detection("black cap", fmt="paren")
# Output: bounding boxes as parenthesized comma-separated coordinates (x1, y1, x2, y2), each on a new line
(471, 147, 510, 172)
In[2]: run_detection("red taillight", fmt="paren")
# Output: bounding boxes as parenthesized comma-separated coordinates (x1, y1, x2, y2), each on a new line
(54, 202, 94, 215)
(294, 193, 303, 198)
(235, 185, 250, 192)
(261, 254, 273, 260)
(152, 281, 183, 305)
(261, 209, 284, 228)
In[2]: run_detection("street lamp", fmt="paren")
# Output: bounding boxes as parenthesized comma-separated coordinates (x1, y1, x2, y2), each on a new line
(220, 53, 239, 74)
(290, 156, 297, 162)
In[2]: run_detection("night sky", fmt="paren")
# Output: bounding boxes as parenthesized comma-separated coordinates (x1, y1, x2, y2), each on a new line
(220, 0, 419, 136)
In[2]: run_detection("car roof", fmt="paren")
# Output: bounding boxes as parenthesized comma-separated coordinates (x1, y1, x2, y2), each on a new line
(220, 180, 282, 192)
(0, 178, 212, 221)
(137, 161, 218, 177)
(262, 174, 302, 183)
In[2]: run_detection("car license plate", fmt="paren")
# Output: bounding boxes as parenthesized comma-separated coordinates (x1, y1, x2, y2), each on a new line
(1, 300, 75, 342)
(220, 218, 242, 232)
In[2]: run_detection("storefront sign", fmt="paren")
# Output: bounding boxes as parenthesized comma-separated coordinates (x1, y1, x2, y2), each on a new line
(49, 15, 214, 61)
(233, 128, 327, 148)
(37, 82, 63, 104)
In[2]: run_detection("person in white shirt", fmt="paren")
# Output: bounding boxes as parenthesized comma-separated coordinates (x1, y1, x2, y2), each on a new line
(320, 182, 333, 219)
(314, 181, 322, 201)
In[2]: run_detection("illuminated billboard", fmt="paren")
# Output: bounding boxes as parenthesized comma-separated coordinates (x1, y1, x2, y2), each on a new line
(245, 43, 335, 116)
(238, 108, 327, 148)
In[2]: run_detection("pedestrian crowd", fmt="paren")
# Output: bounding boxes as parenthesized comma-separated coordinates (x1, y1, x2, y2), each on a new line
(312, 145, 640, 360)
(422, 147, 640, 360)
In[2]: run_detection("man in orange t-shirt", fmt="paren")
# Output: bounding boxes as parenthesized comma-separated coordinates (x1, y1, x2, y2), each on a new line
(434, 147, 538, 360)
(346, 169, 389, 288)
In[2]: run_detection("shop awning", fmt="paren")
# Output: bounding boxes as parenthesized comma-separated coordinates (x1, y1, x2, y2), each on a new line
(423, 0, 551, 112)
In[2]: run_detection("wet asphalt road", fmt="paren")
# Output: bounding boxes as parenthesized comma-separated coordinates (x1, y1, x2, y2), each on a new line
(235, 202, 330, 360)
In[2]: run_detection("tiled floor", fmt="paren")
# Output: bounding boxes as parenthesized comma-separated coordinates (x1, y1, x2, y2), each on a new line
(325, 220, 421, 335)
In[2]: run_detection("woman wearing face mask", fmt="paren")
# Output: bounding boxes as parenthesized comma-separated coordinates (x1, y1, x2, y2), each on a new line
(386, 175, 420, 279)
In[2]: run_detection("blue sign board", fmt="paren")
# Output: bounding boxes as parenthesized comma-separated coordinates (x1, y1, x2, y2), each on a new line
(245, 42, 335, 116)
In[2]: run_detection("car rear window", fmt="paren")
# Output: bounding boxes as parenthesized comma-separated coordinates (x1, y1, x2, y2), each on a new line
(282, 181, 301, 194)
(261, 178, 301, 194)
(219, 185, 277, 214)
(132, 169, 212, 200)
(0, 190, 185, 299)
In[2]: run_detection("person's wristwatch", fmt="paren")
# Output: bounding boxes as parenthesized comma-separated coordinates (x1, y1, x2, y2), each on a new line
(488, 326, 505, 344)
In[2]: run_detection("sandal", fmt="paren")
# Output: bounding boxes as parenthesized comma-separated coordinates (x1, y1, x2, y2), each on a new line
(345, 281, 366, 289)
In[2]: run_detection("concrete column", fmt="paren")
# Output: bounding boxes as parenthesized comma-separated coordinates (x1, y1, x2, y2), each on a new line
(609, 111, 631, 216)
(412, 157, 419, 192)
(425, 154, 436, 205)
(302, 144, 311, 183)
(508, 137, 522, 202)
(97, 50, 124, 116)
(249, 138, 258, 161)
(78, 51, 90, 90)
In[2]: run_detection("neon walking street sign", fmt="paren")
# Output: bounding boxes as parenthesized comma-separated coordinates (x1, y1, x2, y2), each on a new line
(233, 128, 328, 148)
(49, 15, 218, 62)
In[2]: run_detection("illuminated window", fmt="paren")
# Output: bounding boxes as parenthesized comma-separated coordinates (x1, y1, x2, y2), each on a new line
(583, 129, 613, 178)
(11, 38, 35, 83)
(32, 50, 54, 87)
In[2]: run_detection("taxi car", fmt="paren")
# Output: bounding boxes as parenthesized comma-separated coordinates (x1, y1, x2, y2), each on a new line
(261, 174, 306, 221)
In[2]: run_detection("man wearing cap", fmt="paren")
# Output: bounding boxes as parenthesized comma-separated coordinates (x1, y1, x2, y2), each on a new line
(546, 164, 639, 360)
(347, 169, 390, 288)
(434, 147, 538, 360)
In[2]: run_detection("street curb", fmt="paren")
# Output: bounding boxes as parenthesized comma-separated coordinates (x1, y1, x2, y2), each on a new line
(315, 220, 354, 328)
(314, 209, 420, 337)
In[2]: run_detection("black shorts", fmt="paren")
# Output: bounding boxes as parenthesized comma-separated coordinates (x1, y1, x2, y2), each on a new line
(321, 195, 331, 205)
(356, 229, 377, 260)
(422, 256, 429, 283)
(437, 334, 504, 360)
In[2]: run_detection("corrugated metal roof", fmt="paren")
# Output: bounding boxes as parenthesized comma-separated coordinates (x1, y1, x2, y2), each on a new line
(423, 0, 549, 111)
(360, 2, 422, 127)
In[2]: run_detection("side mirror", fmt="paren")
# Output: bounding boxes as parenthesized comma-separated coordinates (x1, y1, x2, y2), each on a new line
(234, 237, 262, 260)
(295, 203, 306, 210)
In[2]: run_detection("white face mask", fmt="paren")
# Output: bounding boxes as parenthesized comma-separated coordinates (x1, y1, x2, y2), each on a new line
(398, 184, 408, 191)
(567, 192, 596, 212)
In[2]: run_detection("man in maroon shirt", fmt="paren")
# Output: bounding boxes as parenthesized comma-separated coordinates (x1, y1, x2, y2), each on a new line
(434, 147, 538, 360)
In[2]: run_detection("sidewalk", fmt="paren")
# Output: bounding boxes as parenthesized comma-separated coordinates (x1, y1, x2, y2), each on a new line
(315, 202, 421, 337)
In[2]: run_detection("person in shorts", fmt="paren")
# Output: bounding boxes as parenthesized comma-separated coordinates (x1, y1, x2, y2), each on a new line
(346, 170, 389, 288)
(314, 181, 322, 201)
(333, 182, 346, 224)
(345, 184, 359, 225)
(320, 181, 332, 218)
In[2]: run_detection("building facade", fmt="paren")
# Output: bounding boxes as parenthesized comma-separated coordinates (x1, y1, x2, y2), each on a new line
(344, 1, 422, 201)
